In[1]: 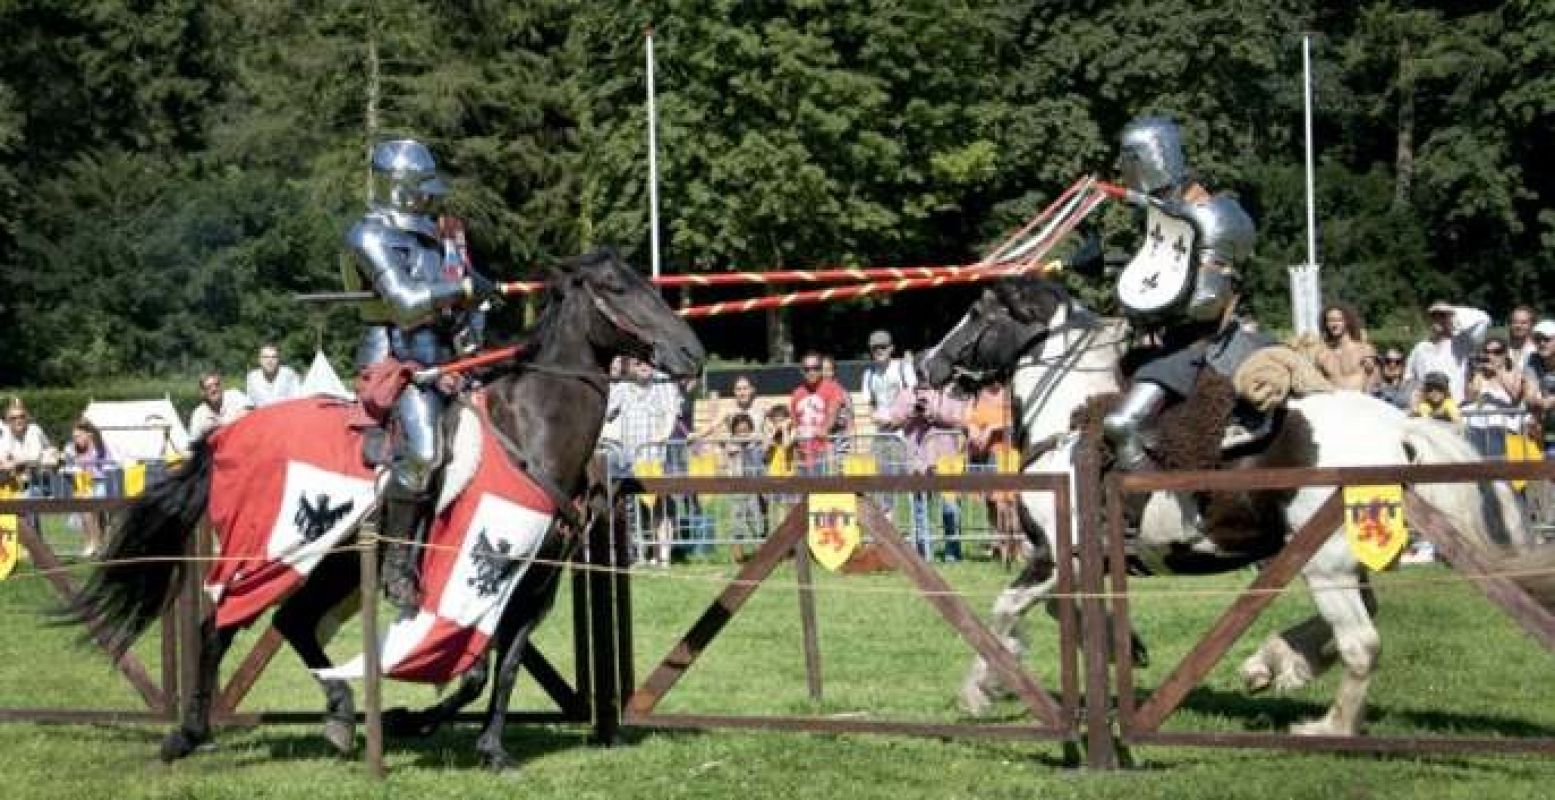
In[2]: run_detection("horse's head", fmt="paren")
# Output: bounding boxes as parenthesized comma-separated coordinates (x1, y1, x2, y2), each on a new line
(554, 248, 706, 378)
(917, 278, 1068, 388)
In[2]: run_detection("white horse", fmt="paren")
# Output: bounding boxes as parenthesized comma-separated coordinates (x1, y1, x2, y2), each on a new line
(917, 279, 1535, 736)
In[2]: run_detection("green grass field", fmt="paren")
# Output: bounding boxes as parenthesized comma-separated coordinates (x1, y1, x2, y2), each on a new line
(0, 519, 1552, 800)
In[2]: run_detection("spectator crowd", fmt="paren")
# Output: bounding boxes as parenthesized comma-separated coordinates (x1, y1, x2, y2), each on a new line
(8, 298, 1555, 568)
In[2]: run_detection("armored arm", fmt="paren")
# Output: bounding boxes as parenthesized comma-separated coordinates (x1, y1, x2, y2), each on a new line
(347, 221, 474, 328)
(1182, 194, 1255, 322)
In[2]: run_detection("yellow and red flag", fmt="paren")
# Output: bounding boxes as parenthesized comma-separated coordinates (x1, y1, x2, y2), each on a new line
(807, 494, 860, 572)
(1342, 485, 1408, 571)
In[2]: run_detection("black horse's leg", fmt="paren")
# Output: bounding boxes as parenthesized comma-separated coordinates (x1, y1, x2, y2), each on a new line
(161, 618, 237, 762)
(383, 652, 492, 738)
(272, 554, 362, 756)
(473, 612, 542, 772)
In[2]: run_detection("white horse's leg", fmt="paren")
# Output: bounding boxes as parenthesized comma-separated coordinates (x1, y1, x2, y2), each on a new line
(959, 570, 1056, 715)
(1290, 541, 1378, 736)
(1241, 615, 1333, 693)
(960, 458, 1066, 716)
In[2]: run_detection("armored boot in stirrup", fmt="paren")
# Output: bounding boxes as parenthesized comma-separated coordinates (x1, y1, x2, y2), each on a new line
(379, 495, 429, 613)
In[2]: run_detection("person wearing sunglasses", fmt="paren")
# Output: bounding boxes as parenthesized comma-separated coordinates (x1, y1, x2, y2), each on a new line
(0, 396, 55, 495)
(1369, 348, 1412, 411)
(789, 352, 849, 474)
(1463, 336, 1527, 458)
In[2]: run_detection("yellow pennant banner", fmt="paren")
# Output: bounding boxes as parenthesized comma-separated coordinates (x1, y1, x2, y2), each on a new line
(688, 453, 719, 478)
(996, 446, 1022, 474)
(935, 454, 966, 500)
(842, 454, 877, 476)
(767, 447, 793, 477)
(633, 458, 664, 508)
(1505, 432, 1544, 492)
(1342, 484, 1408, 571)
(0, 483, 18, 580)
(807, 493, 861, 572)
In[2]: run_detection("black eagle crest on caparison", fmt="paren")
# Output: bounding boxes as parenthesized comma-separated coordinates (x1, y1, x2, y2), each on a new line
(467, 529, 518, 597)
(294, 493, 356, 543)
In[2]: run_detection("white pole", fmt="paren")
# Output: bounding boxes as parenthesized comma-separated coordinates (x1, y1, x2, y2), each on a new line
(1303, 32, 1318, 269)
(1288, 32, 1323, 337)
(646, 28, 662, 280)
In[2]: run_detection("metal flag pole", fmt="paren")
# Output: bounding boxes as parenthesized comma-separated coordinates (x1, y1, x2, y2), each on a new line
(646, 28, 662, 281)
(1287, 31, 1323, 337)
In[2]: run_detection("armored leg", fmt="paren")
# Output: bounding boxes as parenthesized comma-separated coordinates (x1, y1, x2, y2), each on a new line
(1102, 381, 1167, 472)
(381, 384, 445, 612)
(1186, 263, 1238, 323)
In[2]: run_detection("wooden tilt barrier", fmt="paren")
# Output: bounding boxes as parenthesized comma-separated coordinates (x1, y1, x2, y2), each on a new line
(0, 495, 612, 779)
(4, 456, 1553, 772)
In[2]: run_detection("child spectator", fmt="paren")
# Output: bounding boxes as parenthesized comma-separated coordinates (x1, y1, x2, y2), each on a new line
(63, 417, 110, 558)
(1413, 371, 1462, 429)
(724, 413, 767, 561)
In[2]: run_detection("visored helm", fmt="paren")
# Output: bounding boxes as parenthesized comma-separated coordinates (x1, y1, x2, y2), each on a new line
(1119, 116, 1187, 195)
(369, 139, 448, 215)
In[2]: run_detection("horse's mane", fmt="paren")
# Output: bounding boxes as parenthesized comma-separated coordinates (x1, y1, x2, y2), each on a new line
(994, 276, 1072, 326)
(519, 247, 627, 357)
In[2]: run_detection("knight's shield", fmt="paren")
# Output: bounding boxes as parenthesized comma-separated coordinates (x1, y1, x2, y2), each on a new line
(1342, 485, 1408, 571)
(807, 493, 860, 572)
(1117, 206, 1195, 318)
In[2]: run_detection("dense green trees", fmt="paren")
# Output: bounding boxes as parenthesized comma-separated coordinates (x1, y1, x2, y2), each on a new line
(0, 0, 1550, 386)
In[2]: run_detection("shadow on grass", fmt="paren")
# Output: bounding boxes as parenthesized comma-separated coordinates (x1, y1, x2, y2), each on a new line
(1169, 686, 1555, 739)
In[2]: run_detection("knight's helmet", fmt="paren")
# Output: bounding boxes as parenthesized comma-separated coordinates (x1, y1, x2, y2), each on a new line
(369, 138, 448, 226)
(1118, 116, 1187, 196)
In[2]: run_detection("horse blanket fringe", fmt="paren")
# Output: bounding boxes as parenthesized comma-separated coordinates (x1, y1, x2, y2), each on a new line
(1232, 345, 1334, 412)
(203, 398, 555, 683)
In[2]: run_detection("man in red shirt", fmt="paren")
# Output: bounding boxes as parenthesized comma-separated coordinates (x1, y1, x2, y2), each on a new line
(790, 352, 848, 474)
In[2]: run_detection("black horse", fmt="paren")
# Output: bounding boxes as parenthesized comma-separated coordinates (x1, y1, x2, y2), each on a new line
(68, 249, 704, 769)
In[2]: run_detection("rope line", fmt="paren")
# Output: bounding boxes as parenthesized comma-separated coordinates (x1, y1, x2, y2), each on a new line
(5, 532, 1551, 605)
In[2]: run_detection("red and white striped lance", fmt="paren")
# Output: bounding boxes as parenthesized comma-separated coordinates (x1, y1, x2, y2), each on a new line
(677, 185, 1109, 319)
(495, 262, 1033, 294)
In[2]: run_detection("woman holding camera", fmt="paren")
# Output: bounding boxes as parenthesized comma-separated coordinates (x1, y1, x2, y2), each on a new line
(1463, 336, 1529, 458)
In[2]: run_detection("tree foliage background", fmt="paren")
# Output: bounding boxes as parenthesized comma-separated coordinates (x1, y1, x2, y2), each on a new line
(0, 0, 1550, 386)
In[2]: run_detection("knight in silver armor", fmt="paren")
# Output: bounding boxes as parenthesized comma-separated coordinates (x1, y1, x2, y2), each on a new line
(1102, 115, 1261, 472)
(344, 138, 498, 609)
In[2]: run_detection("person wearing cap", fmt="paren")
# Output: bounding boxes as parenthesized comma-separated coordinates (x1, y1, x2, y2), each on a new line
(1403, 300, 1489, 406)
(1412, 371, 1462, 428)
(861, 329, 916, 430)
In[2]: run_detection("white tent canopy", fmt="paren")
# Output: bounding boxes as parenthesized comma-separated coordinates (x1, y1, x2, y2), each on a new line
(83, 398, 190, 461)
(301, 350, 353, 400)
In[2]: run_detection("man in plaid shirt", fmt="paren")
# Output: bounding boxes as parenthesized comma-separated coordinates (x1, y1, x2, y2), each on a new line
(604, 356, 683, 565)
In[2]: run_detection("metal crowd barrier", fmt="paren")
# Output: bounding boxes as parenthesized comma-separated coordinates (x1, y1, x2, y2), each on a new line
(602, 431, 1026, 565)
(1, 459, 176, 501)
(1458, 406, 1555, 542)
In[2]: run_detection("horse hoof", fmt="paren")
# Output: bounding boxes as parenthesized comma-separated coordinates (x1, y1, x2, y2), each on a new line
(159, 729, 209, 763)
(477, 740, 516, 772)
(324, 717, 356, 756)
(1290, 717, 1352, 737)
(1241, 661, 1272, 694)
(957, 684, 994, 717)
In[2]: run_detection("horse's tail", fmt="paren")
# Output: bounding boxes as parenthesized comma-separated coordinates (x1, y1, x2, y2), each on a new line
(1401, 418, 1555, 610)
(63, 440, 215, 658)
